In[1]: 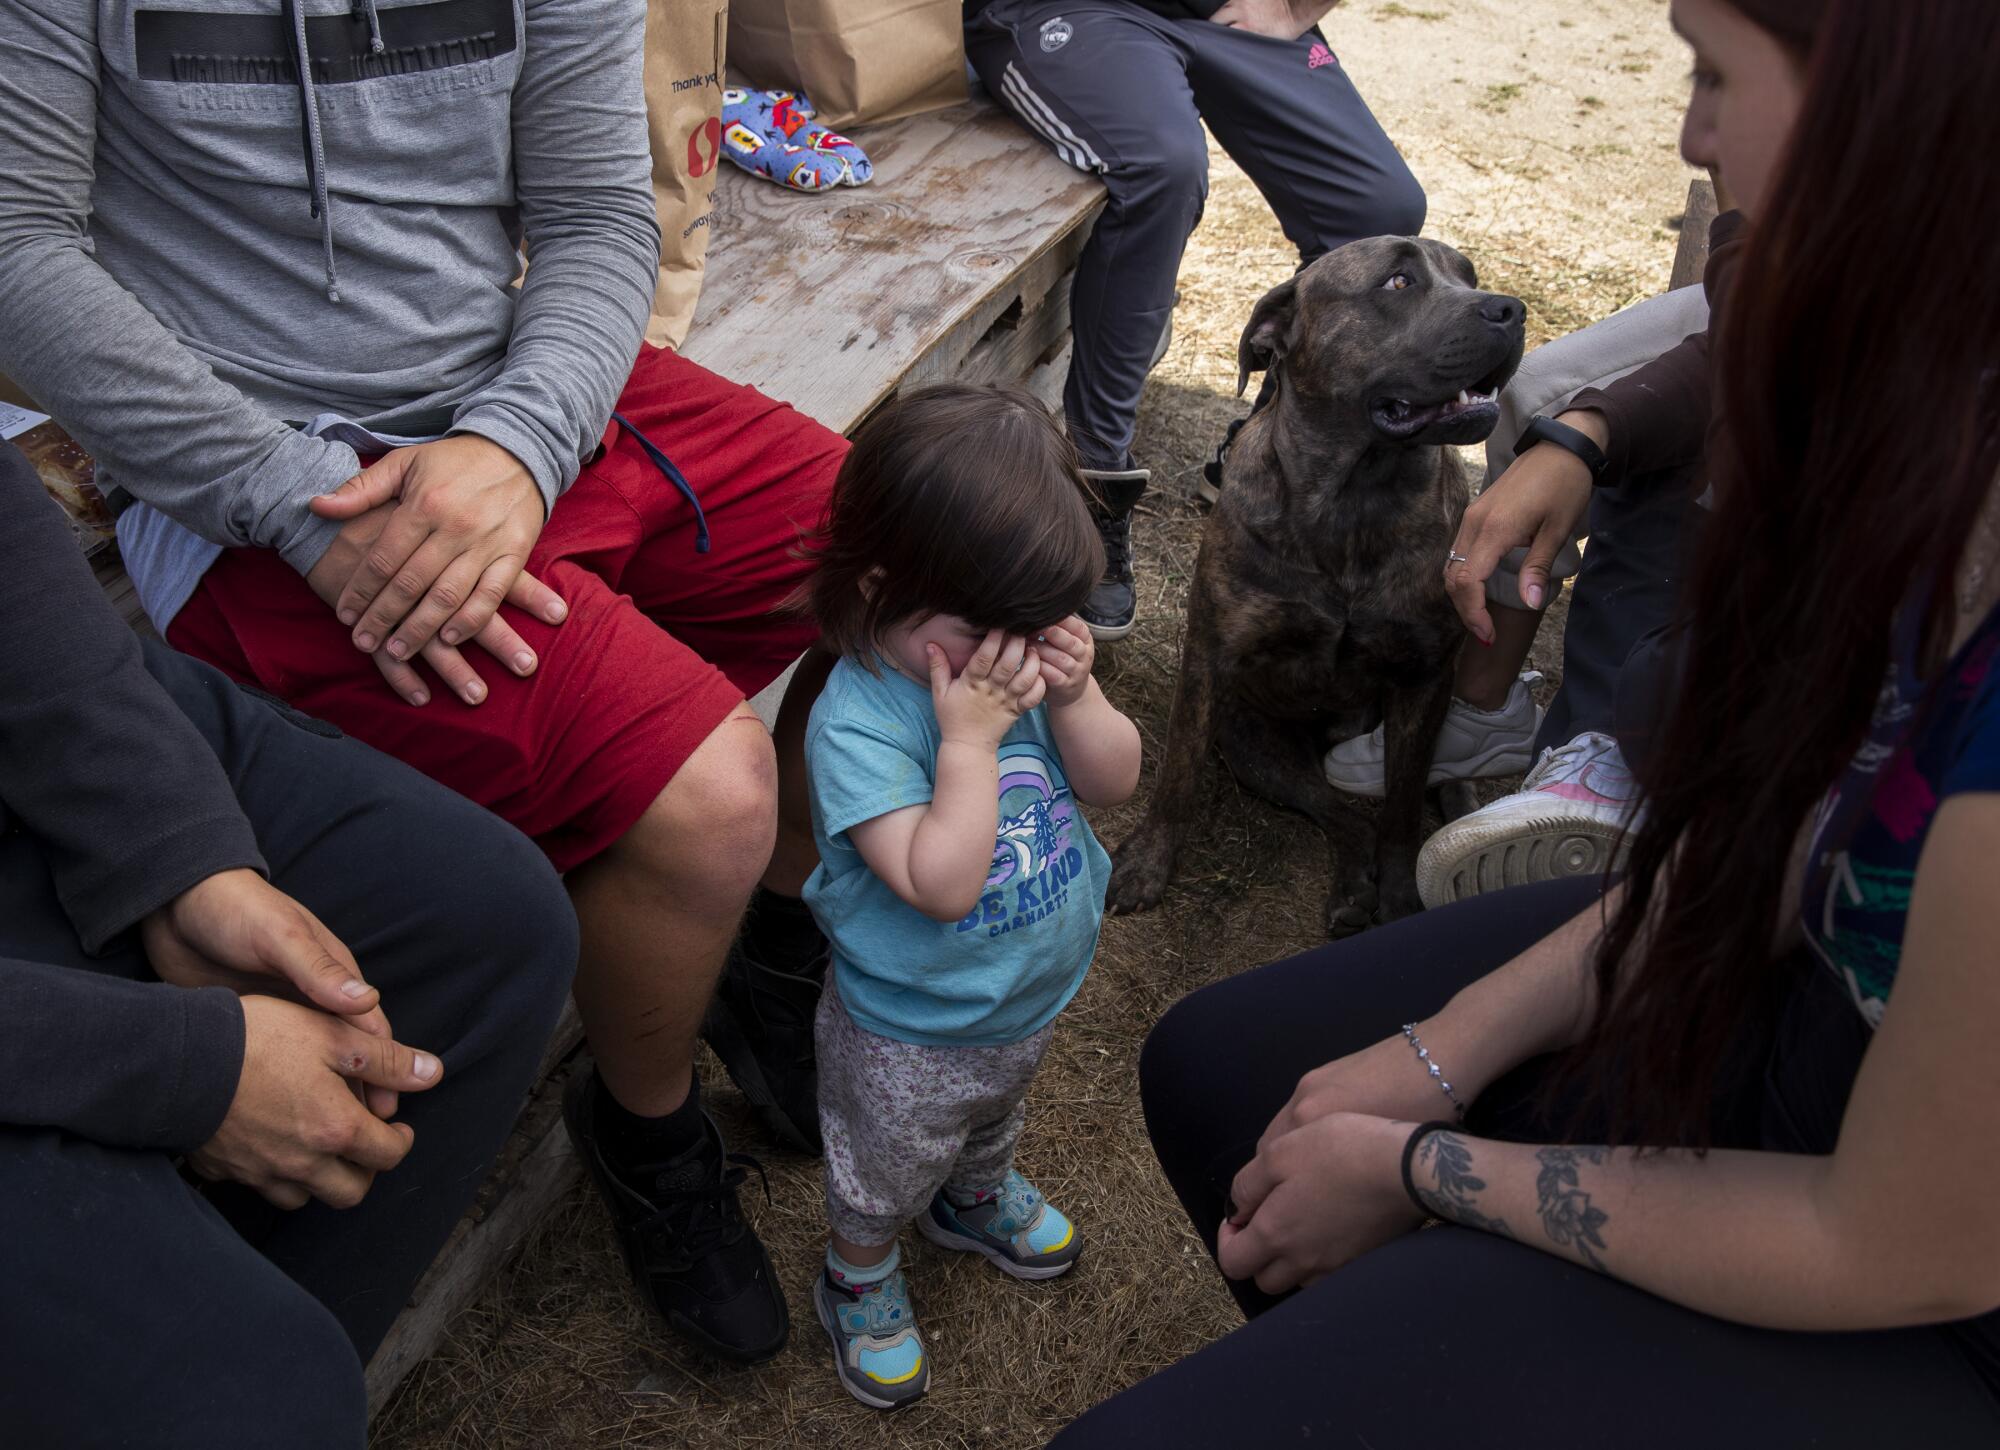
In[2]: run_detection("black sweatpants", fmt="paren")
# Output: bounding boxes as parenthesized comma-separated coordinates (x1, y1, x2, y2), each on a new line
(1053, 880, 2000, 1446)
(965, 1, 1425, 470)
(0, 645, 577, 1449)
(1535, 464, 1701, 777)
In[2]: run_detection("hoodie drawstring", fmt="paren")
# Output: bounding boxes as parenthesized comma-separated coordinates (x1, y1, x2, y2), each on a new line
(285, 0, 385, 304)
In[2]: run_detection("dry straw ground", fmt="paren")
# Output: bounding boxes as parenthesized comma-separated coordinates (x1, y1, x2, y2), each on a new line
(375, 2, 1694, 1443)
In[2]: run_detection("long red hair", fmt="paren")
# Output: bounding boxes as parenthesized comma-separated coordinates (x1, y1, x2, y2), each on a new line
(1582, 0, 2000, 1145)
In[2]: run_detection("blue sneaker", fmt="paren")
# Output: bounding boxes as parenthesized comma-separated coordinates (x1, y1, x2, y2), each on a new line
(813, 1266, 929, 1410)
(918, 1170, 1081, 1281)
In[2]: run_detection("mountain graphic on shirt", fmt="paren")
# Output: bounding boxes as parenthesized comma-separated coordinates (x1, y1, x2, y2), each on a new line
(985, 743, 1076, 890)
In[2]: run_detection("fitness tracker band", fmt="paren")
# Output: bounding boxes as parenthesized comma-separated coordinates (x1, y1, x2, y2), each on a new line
(1516, 414, 1611, 484)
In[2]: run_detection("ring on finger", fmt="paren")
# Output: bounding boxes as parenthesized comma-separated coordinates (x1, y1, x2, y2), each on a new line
(1446, 551, 1471, 567)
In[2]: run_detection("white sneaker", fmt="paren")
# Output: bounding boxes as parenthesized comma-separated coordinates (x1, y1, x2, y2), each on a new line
(1322, 673, 1543, 798)
(1414, 731, 1641, 909)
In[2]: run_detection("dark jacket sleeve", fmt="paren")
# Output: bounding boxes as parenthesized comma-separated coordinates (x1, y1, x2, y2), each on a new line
(0, 442, 265, 952)
(0, 959, 243, 1150)
(1568, 209, 1747, 490)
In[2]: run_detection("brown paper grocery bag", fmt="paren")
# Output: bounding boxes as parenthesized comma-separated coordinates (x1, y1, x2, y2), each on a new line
(727, 0, 966, 130)
(644, 0, 730, 349)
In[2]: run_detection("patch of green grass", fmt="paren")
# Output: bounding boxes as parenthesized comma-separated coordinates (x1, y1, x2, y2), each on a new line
(1578, 94, 1606, 109)
(1477, 80, 1526, 112)
(1377, 1, 1448, 18)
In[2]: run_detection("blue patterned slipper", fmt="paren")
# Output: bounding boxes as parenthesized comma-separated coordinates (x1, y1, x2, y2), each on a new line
(720, 87, 873, 192)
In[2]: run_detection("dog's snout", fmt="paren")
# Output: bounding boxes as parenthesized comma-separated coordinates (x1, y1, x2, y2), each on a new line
(1479, 295, 1522, 328)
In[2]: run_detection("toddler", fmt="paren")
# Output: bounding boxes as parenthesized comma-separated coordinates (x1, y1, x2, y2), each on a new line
(799, 385, 1142, 1408)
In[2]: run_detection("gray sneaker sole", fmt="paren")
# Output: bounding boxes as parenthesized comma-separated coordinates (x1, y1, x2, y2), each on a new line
(813, 1283, 927, 1411)
(1084, 615, 1136, 643)
(1416, 813, 1628, 910)
(916, 1208, 1079, 1281)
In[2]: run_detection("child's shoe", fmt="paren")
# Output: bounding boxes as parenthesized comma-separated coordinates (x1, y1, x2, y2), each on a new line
(813, 1262, 929, 1410)
(918, 1169, 1081, 1280)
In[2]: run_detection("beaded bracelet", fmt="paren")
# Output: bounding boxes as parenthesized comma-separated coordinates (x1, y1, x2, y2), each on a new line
(1400, 1023, 1468, 1122)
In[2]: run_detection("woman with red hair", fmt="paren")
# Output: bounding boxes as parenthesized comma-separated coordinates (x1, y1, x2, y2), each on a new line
(1060, 2, 2000, 1442)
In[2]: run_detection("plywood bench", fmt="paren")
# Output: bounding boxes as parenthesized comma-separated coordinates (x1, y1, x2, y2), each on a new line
(15, 86, 1102, 1417)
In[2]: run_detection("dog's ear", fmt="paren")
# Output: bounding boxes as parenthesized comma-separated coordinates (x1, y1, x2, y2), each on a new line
(1236, 277, 1299, 397)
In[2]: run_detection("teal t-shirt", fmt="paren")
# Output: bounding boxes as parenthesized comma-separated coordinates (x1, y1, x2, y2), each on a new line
(802, 656, 1112, 1047)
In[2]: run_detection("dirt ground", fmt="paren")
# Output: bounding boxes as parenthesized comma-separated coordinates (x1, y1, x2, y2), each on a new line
(374, 3, 1695, 1444)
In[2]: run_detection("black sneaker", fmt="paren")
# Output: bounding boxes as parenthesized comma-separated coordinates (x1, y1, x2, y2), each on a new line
(563, 1069, 790, 1364)
(701, 938, 827, 1156)
(1078, 466, 1149, 642)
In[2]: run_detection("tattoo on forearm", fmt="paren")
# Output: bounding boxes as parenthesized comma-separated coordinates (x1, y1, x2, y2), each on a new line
(1534, 1146, 1611, 1271)
(1414, 1131, 1512, 1238)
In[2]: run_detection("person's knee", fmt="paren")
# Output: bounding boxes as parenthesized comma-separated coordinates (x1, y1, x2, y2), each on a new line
(1378, 166, 1428, 239)
(1117, 125, 1210, 219)
(260, 1311, 367, 1449)
(1138, 990, 1209, 1152)
(437, 805, 579, 1011)
(205, 1284, 366, 1450)
(620, 708, 779, 905)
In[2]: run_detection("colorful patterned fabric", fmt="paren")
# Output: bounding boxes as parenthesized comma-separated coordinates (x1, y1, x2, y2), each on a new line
(1800, 598, 2000, 1024)
(719, 87, 873, 192)
(815, 987, 1055, 1246)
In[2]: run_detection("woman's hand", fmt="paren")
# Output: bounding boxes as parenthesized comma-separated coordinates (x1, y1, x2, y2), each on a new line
(1444, 408, 1606, 641)
(1032, 616, 1096, 709)
(1218, 1112, 1421, 1295)
(929, 629, 1045, 747)
(1257, 1031, 1464, 1155)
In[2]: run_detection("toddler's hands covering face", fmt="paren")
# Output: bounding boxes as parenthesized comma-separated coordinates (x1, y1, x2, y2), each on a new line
(929, 629, 1045, 747)
(1032, 616, 1095, 708)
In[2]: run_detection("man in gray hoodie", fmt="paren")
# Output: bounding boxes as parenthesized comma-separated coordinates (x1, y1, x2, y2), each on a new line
(0, 0, 841, 1361)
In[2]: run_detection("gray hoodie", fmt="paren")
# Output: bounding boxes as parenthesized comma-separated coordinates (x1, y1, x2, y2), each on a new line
(0, 0, 661, 628)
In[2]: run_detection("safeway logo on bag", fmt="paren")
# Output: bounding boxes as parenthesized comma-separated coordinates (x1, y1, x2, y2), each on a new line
(687, 116, 722, 176)
(1306, 41, 1338, 69)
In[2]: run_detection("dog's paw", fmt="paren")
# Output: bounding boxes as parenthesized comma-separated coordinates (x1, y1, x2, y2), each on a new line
(1323, 880, 1379, 938)
(1107, 825, 1175, 916)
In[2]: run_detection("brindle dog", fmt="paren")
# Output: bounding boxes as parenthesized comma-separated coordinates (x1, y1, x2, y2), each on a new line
(1107, 236, 1524, 936)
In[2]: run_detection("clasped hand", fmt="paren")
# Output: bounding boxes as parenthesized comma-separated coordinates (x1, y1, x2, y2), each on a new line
(145, 869, 443, 1210)
(929, 629, 1048, 745)
(305, 434, 569, 707)
(1216, 1033, 1485, 1295)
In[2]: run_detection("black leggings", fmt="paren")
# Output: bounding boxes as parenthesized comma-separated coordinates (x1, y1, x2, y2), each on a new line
(1054, 880, 2000, 1447)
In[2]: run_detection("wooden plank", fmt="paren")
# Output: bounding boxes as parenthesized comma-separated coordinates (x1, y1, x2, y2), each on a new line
(1669, 176, 1718, 292)
(891, 220, 1091, 395)
(364, 1051, 587, 1418)
(679, 92, 1104, 436)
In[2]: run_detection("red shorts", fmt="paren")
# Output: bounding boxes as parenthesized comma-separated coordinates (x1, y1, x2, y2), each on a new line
(168, 345, 845, 872)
